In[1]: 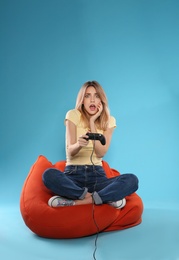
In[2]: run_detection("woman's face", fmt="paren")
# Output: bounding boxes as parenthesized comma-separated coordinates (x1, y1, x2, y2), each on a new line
(83, 86, 101, 115)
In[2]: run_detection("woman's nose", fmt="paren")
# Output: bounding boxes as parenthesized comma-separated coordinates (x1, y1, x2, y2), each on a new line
(90, 96, 95, 102)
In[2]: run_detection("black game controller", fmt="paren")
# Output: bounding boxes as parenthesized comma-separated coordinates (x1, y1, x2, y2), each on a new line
(85, 133, 106, 145)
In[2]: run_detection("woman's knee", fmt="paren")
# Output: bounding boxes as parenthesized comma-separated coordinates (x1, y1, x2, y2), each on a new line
(120, 173, 139, 191)
(129, 173, 139, 191)
(42, 168, 55, 185)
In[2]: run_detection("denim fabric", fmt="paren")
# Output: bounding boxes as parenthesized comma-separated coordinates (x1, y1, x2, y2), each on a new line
(42, 165, 138, 204)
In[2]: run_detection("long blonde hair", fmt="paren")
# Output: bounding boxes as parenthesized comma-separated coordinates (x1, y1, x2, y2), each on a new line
(75, 81, 110, 131)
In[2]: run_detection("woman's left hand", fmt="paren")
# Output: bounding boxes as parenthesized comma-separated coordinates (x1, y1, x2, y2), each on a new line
(91, 102, 103, 122)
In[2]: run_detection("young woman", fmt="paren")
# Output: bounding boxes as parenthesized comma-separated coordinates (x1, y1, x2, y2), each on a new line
(42, 81, 139, 208)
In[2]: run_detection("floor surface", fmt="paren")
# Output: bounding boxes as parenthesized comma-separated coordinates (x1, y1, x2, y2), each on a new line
(1, 206, 179, 260)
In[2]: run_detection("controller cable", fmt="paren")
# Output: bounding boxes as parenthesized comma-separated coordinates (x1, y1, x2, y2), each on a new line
(90, 137, 100, 260)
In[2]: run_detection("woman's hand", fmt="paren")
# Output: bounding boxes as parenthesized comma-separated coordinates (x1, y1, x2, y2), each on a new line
(77, 134, 89, 147)
(90, 102, 103, 122)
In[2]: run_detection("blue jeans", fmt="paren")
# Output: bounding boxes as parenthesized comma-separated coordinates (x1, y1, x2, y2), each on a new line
(42, 165, 138, 204)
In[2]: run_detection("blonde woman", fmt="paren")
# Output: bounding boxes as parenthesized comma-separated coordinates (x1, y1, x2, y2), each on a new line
(43, 81, 138, 208)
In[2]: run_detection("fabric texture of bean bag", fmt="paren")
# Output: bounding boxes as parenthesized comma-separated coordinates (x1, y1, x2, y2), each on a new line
(20, 155, 143, 238)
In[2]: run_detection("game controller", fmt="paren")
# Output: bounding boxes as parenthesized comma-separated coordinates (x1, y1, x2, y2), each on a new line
(85, 133, 106, 145)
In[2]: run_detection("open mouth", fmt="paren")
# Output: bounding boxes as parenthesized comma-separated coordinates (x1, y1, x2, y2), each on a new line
(89, 104, 96, 111)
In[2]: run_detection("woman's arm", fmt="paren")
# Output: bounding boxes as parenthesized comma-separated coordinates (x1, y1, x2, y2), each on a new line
(65, 119, 89, 158)
(90, 119, 115, 158)
(89, 102, 114, 158)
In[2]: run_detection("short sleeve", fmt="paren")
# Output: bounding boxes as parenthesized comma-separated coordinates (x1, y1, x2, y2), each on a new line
(65, 109, 81, 126)
(109, 116, 116, 128)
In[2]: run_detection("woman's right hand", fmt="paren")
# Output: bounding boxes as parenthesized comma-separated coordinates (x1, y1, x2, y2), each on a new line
(78, 134, 89, 147)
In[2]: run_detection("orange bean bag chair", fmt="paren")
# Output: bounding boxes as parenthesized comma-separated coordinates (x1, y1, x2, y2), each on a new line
(20, 155, 143, 238)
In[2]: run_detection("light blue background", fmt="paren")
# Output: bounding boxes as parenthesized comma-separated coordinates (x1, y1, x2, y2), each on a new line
(1, 1, 179, 260)
(1, 0, 179, 210)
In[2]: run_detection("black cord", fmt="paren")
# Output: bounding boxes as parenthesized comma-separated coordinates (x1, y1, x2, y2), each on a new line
(90, 137, 100, 260)
(92, 202, 99, 260)
(89, 134, 95, 165)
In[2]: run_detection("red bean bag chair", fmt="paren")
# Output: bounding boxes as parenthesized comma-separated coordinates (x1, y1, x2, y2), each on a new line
(20, 155, 143, 238)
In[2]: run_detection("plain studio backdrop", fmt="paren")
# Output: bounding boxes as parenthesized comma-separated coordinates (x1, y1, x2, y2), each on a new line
(0, 0, 179, 260)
